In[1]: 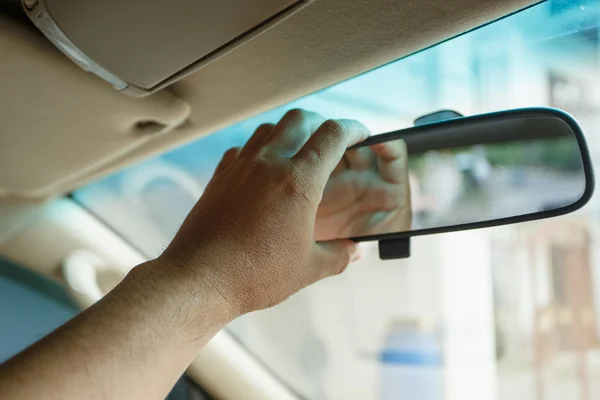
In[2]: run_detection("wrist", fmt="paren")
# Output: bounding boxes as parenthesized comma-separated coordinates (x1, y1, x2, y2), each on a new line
(123, 259, 236, 345)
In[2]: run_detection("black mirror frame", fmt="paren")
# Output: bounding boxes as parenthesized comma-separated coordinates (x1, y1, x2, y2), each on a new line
(349, 107, 595, 243)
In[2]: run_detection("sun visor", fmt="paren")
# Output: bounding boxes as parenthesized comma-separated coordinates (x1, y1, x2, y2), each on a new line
(22, 0, 304, 95)
(0, 17, 190, 200)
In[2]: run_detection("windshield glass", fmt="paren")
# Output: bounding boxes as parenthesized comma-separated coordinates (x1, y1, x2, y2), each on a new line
(74, 1, 600, 399)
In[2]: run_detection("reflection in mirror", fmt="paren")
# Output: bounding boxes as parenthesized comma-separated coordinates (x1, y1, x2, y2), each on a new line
(318, 111, 589, 241)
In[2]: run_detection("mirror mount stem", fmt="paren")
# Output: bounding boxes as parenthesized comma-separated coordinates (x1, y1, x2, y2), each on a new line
(378, 238, 411, 260)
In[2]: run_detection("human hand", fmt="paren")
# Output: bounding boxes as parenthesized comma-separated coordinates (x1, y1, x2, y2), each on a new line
(159, 110, 370, 318)
(315, 139, 412, 241)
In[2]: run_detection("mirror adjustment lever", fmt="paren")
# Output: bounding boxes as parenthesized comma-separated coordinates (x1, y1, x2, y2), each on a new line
(378, 238, 411, 260)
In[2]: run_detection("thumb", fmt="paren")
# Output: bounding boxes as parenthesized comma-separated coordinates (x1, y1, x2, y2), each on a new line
(311, 239, 361, 281)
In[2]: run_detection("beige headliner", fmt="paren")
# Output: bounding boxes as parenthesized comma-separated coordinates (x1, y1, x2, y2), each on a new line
(0, 0, 536, 201)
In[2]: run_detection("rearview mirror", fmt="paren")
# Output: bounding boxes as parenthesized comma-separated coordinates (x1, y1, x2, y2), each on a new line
(321, 108, 594, 246)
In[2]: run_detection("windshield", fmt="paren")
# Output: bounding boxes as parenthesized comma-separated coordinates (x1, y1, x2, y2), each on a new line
(74, 1, 600, 399)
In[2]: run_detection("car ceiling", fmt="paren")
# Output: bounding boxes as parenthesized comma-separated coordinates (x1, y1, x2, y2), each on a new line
(0, 0, 536, 201)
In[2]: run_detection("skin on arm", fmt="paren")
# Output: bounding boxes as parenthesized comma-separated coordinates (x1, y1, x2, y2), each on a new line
(0, 110, 370, 400)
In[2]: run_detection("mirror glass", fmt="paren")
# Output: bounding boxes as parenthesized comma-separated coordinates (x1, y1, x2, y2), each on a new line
(320, 110, 590, 240)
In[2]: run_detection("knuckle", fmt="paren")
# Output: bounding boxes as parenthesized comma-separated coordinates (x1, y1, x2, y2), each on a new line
(321, 119, 348, 139)
(224, 147, 240, 157)
(256, 123, 274, 132)
(249, 154, 271, 171)
(305, 149, 321, 164)
(283, 108, 309, 123)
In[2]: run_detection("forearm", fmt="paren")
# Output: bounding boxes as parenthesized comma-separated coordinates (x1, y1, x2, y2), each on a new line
(0, 260, 232, 400)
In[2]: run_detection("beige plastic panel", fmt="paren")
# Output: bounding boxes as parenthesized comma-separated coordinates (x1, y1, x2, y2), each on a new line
(66, 0, 537, 190)
(0, 17, 190, 199)
(40, 0, 299, 89)
(175, 0, 539, 133)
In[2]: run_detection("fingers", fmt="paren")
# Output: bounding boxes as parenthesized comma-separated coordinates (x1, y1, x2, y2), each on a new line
(370, 140, 412, 226)
(293, 119, 371, 189)
(239, 123, 275, 157)
(345, 146, 375, 169)
(310, 240, 360, 281)
(370, 139, 408, 183)
(369, 139, 406, 161)
(214, 147, 241, 175)
(265, 109, 326, 157)
(361, 180, 410, 211)
(332, 157, 350, 174)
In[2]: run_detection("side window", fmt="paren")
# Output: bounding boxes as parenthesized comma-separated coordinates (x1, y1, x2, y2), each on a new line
(0, 257, 78, 363)
(0, 257, 212, 400)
